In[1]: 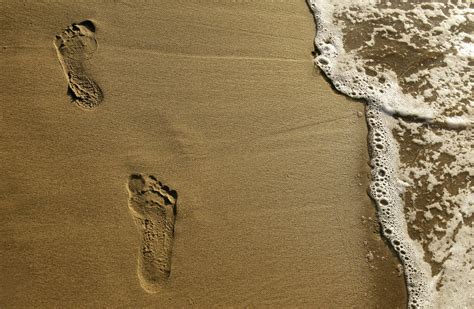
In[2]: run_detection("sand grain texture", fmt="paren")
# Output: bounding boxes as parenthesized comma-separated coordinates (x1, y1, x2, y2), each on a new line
(1, 1, 405, 307)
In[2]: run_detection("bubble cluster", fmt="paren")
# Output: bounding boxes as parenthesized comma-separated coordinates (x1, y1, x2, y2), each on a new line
(365, 106, 434, 308)
(308, 1, 442, 307)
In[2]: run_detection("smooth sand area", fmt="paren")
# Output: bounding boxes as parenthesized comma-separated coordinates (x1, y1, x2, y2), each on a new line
(1, 1, 405, 307)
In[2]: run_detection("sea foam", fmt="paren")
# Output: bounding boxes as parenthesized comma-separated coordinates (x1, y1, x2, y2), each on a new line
(308, 1, 473, 308)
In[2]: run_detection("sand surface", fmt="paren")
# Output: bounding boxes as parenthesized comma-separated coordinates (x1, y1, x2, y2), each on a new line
(1, 1, 406, 307)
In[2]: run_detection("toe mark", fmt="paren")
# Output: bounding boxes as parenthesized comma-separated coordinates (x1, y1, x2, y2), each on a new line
(78, 20, 96, 33)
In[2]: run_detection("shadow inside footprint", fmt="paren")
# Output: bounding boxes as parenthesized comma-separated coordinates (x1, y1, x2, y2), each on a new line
(77, 20, 96, 33)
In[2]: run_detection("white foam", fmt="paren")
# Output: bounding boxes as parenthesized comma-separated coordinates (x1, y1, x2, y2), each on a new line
(308, 1, 473, 307)
(445, 115, 473, 129)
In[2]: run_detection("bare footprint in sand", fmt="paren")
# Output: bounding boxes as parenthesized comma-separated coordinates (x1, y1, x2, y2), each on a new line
(127, 174, 178, 293)
(53, 20, 103, 109)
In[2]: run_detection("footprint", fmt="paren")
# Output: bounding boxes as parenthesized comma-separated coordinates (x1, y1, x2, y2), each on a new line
(127, 174, 178, 293)
(53, 20, 103, 109)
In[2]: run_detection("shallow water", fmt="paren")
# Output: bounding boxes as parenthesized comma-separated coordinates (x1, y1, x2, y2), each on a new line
(308, 1, 473, 307)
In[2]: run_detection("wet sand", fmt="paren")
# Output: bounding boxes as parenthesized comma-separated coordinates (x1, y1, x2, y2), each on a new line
(0, 1, 406, 307)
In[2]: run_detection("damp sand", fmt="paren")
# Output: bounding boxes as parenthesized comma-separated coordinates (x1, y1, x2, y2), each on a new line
(0, 1, 405, 307)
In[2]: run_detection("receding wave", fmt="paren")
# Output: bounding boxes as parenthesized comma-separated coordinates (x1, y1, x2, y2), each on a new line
(308, 1, 473, 308)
